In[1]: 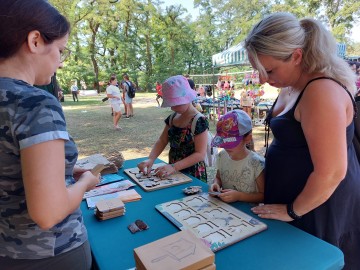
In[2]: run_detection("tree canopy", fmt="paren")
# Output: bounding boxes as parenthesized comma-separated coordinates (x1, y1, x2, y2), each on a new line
(49, 0, 360, 92)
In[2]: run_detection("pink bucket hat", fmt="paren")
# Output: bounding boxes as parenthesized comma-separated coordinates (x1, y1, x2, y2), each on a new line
(211, 110, 252, 149)
(161, 75, 197, 107)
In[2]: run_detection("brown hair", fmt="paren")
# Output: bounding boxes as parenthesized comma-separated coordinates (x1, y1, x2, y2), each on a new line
(0, 0, 70, 59)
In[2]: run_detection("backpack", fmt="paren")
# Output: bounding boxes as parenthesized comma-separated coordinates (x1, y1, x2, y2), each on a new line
(125, 81, 136, 98)
(169, 113, 218, 167)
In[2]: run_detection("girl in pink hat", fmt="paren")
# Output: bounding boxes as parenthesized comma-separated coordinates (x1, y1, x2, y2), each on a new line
(138, 75, 209, 182)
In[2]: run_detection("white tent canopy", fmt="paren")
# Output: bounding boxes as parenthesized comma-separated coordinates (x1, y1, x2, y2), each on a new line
(212, 42, 249, 68)
(212, 42, 347, 68)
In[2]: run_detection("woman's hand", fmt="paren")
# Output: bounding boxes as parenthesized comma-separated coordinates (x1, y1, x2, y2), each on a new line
(154, 164, 176, 179)
(77, 171, 101, 192)
(251, 203, 293, 222)
(73, 166, 89, 181)
(137, 159, 154, 175)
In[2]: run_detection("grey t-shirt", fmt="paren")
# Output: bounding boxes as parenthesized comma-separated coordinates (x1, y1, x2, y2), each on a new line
(0, 78, 87, 259)
(217, 150, 265, 193)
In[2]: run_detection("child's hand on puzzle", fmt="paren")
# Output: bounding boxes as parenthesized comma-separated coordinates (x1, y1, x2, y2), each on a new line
(154, 164, 175, 179)
(217, 189, 240, 203)
(137, 159, 154, 176)
(209, 183, 222, 197)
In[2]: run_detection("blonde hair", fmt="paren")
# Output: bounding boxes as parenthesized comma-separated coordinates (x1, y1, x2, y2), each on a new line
(245, 12, 356, 94)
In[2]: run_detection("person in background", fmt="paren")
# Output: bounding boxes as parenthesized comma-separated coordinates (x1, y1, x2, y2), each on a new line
(210, 110, 265, 203)
(0, 0, 100, 269)
(138, 75, 208, 182)
(71, 80, 79, 102)
(216, 77, 222, 91)
(246, 12, 360, 269)
(106, 75, 123, 130)
(35, 72, 64, 102)
(122, 74, 134, 118)
(240, 89, 253, 118)
(197, 85, 206, 97)
(192, 101, 203, 113)
(230, 80, 235, 90)
(119, 78, 128, 116)
(185, 74, 196, 90)
(155, 81, 163, 108)
(348, 61, 360, 91)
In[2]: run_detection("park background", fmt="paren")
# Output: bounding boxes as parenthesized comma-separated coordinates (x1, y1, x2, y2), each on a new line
(50, 0, 360, 93)
(52, 0, 360, 177)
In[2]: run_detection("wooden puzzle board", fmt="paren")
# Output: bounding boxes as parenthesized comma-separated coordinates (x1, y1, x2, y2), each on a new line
(155, 193, 267, 252)
(124, 163, 192, 192)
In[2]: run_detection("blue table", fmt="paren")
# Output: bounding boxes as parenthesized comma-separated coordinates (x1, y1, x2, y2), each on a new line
(80, 158, 344, 270)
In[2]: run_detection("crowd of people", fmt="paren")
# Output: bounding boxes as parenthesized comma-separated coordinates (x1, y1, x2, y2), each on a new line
(0, 1, 359, 269)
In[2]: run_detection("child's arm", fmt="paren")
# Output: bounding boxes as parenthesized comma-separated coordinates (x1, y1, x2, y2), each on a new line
(219, 171, 265, 203)
(171, 130, 207, 172)
(209, 170, 222, 193)
(138, 125, 169, 174)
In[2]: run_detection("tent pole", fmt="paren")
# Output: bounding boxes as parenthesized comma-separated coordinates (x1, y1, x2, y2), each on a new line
(212, 65, 216, 125)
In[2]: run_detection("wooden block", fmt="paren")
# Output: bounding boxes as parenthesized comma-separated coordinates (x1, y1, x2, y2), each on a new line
(91, 164, 106, 175)
(134, 230, 214, 270)
(95, 197, 124, 213)
(96, 208, 125, 217)
(199, 263, 216, 270)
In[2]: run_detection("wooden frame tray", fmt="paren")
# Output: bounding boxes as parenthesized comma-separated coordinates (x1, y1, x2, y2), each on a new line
(124, 163, 192, 192)
(155, 193, 267, 252)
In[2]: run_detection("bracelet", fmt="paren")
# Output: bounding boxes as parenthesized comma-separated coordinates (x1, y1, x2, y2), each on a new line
(171, 163, 177, 171)
(287, 203, 302, 220)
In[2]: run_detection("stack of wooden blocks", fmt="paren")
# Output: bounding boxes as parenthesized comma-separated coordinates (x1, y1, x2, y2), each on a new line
(95, 197, 125, 221)
(134, 230, 215, 270)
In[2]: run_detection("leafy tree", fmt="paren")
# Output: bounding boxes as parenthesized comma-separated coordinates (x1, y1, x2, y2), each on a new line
(48, 0, 360, 91)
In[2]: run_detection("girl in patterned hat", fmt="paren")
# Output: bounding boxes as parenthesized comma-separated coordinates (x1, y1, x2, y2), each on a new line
(138, 75, 209, 182)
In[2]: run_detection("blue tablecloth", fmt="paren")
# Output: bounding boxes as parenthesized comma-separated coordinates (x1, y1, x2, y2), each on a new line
(80, 158, 344, 270)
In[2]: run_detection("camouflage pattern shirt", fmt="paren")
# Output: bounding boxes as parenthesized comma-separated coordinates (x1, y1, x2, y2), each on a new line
(0, 78, 88, 259)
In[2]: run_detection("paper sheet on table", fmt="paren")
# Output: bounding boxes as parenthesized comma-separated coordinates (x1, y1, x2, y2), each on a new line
(83, 180, 135, 199)
(86, 189, 141, 208)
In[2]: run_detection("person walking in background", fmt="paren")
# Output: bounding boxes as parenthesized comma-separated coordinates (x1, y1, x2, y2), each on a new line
(155, 81, 163, 107)
(71, 80, 79, 102)
(122, 74, 134, 118)
(0, 1, 100, 269)
(119, 78, 128, 116)
(209, 110, 265, 203)
(106, 75, 123, 130)
(246, 12, 360, 269)
(138, 75, 209, 182)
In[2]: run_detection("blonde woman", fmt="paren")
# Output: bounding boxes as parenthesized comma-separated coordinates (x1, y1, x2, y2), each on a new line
(246, 13, 360, 269)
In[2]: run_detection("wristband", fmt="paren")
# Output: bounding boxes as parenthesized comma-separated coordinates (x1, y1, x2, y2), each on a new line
(287, 203, 302, 220)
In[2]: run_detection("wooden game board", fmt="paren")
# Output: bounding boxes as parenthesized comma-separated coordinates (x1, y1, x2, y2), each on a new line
(155, 193, 267, 252)
(124, 163, 192, 192)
